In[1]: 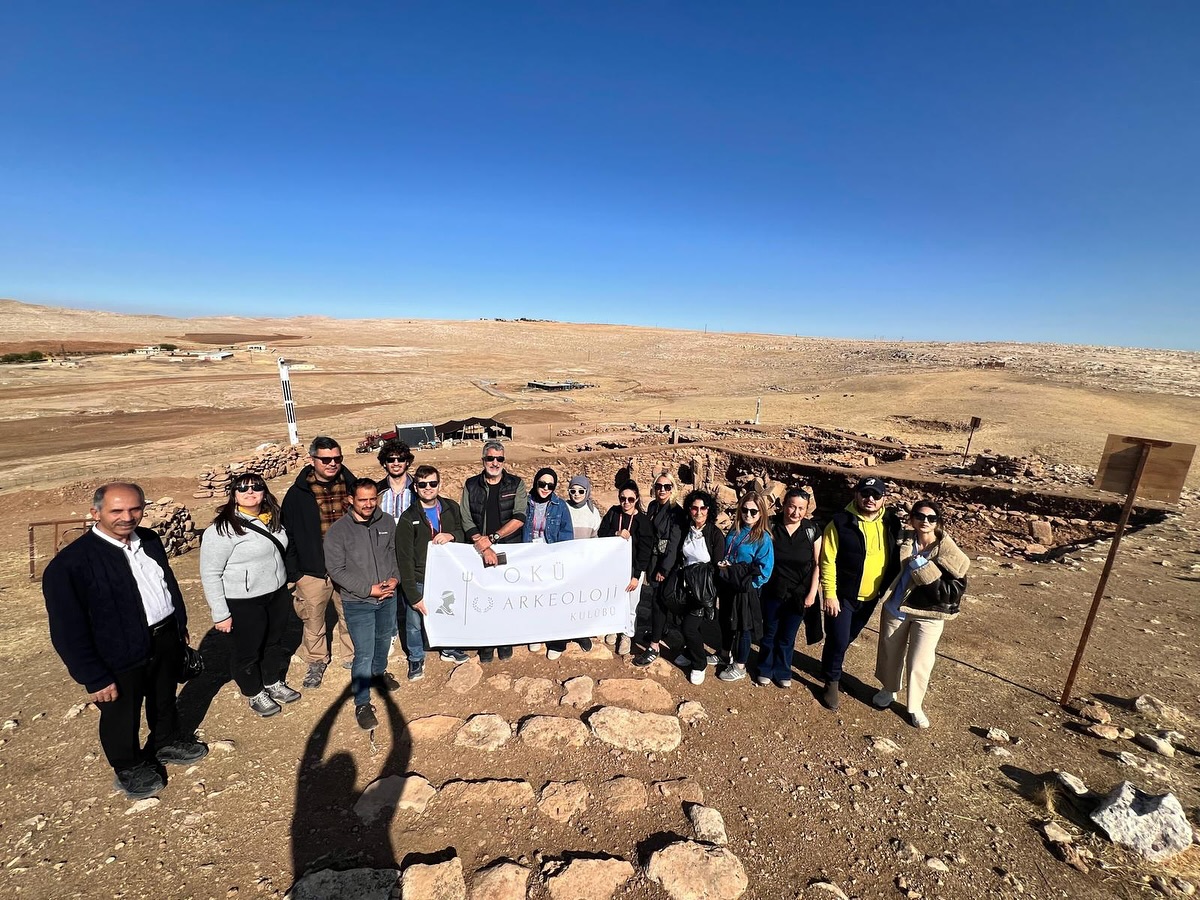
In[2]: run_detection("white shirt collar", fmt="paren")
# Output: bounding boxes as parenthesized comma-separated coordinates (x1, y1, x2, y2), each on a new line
(92, 525, 140, 550)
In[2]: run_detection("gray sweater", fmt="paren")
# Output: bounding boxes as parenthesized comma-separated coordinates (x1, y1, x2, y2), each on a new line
(199, 515, 290, 623)
(324, 508, 399, 603)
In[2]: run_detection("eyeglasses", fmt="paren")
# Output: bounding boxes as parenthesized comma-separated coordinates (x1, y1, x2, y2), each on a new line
(858, 490, 882, 500)
(415, 480, 439, 489)
(384, 456, 411, 464)
(911, 512, 939, 523)
(568, 488, 586, 495)
(314, 455, 343, 465)
(536, 480, 556, 490)
(654, 483, 673, 491)
(689, 505, 707, 513)
(235, 482, 266, 492)
(484, 455, 505, 463)
(619, 496, 637, 504)
(741, 508, 760, 517)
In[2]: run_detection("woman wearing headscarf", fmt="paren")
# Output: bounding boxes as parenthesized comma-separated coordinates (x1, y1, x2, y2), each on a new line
(565, 475, 603, 539)
(758, 486, 822, 688)
(599, 480, 655, 655)
(872, 498, 970, 728)
(632, 473, 684, 667)
(523, 467, 586, 659)
(716, 490, 775, 683)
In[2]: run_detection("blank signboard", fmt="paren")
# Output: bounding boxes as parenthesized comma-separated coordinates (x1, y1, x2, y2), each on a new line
(1094, 435, 1195, 504)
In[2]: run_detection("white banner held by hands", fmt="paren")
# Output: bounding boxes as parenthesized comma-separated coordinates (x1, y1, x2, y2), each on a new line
(421, 537, 635, 647)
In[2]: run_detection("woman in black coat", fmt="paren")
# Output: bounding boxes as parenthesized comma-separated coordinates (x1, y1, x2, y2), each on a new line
(758, 486, 822, 688)
(663, 489, 724, 684)
(598, 480, 655, 655)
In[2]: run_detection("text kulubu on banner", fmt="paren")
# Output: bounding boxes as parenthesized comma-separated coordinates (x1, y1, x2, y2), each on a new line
(421, 537, 635, 647)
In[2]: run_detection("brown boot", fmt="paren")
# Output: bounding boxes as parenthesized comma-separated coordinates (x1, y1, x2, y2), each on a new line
(821, 680, 840, 710)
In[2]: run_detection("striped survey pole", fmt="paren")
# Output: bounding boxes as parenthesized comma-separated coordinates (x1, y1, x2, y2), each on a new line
(277, 357, 300, 446)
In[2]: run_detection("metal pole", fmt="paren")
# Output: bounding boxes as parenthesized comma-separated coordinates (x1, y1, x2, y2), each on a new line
(278, 357, 299, 446)
(1059, 440, 1154, 706)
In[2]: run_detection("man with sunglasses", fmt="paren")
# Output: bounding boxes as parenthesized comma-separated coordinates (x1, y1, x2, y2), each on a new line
(395, 464, 470, 679)
(817, 476, 902, 710)
(374, 439, 415, 522)
(281, 436, 357, 688)
(460, 440, 528, 662)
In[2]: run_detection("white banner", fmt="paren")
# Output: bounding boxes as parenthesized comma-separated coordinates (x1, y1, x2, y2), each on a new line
(421, 538, 635, 647)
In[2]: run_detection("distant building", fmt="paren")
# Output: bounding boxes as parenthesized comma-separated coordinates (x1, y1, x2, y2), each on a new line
(245, 343, 267, 351)
(198, 351, 234, 361)
(527, 380, 595, 391)
(133, 346, 160, 356)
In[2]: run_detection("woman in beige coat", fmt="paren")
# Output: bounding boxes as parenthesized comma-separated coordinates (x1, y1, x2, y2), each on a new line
(872, 498, 969, 729)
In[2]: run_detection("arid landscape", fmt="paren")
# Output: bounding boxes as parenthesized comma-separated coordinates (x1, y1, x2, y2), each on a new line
(1, 298, 1198, 900)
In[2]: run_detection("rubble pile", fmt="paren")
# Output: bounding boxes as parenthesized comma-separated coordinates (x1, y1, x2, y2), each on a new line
(193, 443, 303, 499)
(140, 498, 200, 557)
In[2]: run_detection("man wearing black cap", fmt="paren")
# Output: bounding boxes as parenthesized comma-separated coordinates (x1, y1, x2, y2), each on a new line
(817, 476, 901, 710)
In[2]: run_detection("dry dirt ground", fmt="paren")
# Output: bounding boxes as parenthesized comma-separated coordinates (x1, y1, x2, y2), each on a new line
(0, 299, 1198, 899)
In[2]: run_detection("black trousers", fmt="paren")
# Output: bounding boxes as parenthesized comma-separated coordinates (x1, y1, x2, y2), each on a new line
(227, 586, 292, 696)
(97, 621, 182, 771)
(680, 612, 722, 670)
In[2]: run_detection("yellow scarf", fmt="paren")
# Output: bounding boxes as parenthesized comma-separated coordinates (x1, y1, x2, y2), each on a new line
(238, 507, 273, 526)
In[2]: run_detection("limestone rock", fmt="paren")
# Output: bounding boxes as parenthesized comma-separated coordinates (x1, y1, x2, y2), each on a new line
(1090, 781, 1192, 862)
(1134, 694, 1190, 725)
(809, 883, 849, 900)
(985, 727, 1011, 743)
(537, 781, 590, 822)
(407, 715, 465, 742)
(1041, 821, 1073, 844)
(1086, 724, 1121, 741)
(559, 676, 594, 708)
(1054, 770, 1089, 795)
(646, 840, 749, 900)
(487, 674, 513, 692)
(291, 867, 398, 900)
(677, 700, 708, 726)
(595, 677, 674, 712)
(1030, 520, 1054, 545)
(564, 642, 614, 660)
(599, 776, 647, 812)
(866, 735, 901, 754)
(448, 662, 483, 694)
(542, 856, 634, 900)
(469, 860, 530, 900)
(355, 774, 437, 820)
(645, 655, 681, 679)
(125, 797, 160, 815)
(438, 779, 534, 807)
(653, 778, 704, 804)
(589, 707, 681, 752)
(517, 715, 590, 750)
(687, 804, 729, 845)
(1077, 700, 1111, 724)
(401, 857, 466, 900)
(454, 714, 512, 751)
(1135, 732, 1176, 758)
(513, 676, 560, 705)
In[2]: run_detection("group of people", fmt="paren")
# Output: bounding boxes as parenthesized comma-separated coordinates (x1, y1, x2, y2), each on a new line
(43, 437, 969, 802)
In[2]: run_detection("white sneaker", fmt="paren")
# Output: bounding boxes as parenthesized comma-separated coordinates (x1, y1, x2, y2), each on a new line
(546, 649, 562, 660)
(528, 643, 544, 653)
(616, 635, 632, 656)
(689, 669, 705, 685)
(910, 709, 931, 729)
(872, 689, 896, 709)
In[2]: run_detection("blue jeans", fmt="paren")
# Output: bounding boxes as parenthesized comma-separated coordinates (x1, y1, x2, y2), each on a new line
(821, 597, 878, 683)
(342, 596, 396, 705)
(403, 601, 426, 664)
(759, 596, 803, 682)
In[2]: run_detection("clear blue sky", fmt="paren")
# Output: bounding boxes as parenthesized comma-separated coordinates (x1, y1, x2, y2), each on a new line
(2, 2, 1197, 348)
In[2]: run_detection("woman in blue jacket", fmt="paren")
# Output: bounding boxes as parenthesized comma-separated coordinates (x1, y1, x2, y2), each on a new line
(717, 490, 775, 683)
(523, 467, 585, 659)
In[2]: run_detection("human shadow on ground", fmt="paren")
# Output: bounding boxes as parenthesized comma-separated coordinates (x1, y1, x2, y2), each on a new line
(291, 685, 410, 881)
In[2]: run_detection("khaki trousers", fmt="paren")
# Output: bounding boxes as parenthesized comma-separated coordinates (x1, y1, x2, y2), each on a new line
(875, 608, 945, 713)
(292, 575, 354, 665)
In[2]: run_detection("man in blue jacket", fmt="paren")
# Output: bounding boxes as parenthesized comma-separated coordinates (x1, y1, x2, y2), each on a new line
(44, 483, 208, 800)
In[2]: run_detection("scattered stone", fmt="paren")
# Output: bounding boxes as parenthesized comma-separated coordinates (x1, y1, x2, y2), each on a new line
(1136, 733, 1176, 758)
(469, 859, 530, 900)
(985, 727, 1011, 743)
(890, 839, 922, 863)
(677, 700, 708, 725)
(537, 781, 590, 822)
(1050, 841, 1091, 873)
(589, 707, 681, 752)
(448, 662, 483, 694)
(1077, 700, 1111, 724)
(1134, 694, 1190, 725)
(406, 715, 465, 742)
(454, 714, 512, 751)
(290, 867, 398, 900)
(646, 840, 748, 900)
(645, 656, 681, 679)
(354, 774, 437, 820)
(866, 736, 901, 754)
(1116, 751, 1144, 768)
(517, 716, 590, 750)
(1085, 724, 1122, 741)
(687, 804, 729, 845)
(564, 641, 614, 659)
(809, 883, 849, 900)
(595, 677, 674, 712)
(1030, 520, 1054, 545)
(559, 676, 594, 708)
(125, 797, 160, 815)
(438, 779, 534, 807)
(1054, 770, 1088, 795)
(1041, 821, 1073, 844)
(1090, 781, 1193, 862)
(401, 856, 466, 900)
(513, 676, 559, 705)
(985, 745, 1013, 758)
(210, 739, 236, 753)
(599, 776, 647, 812)
(924, 856, 948, 872)
(2, 718, 17, 730)
(486, 674, 513, 692)
(542, 856, 634, 900)
(652, 778, 705, 804)
(64, 702, 92, 720)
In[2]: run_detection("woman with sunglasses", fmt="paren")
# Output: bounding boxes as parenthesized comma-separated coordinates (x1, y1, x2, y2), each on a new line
(200, 476, 301, 718)
(523, 468, 587, 658)
(565, 475, 602, 539)
(632, 474, 684, 667)
(758, 486, 822, 688)
(716, 490, 775, 683)
(668, 490, 725, 683)
(873, 499, 970, 728)
(599, 480, 655, 655)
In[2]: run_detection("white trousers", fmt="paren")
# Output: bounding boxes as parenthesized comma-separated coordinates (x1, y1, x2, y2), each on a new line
(875, 609, 945, 713)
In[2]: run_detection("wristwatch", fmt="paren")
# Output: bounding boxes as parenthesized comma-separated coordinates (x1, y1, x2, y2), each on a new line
(489, 532, 500, 543)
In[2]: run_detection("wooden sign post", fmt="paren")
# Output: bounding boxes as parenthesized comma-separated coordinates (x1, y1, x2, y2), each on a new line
(960, 416, 983, 465)
(1059, 435, 1195, 706)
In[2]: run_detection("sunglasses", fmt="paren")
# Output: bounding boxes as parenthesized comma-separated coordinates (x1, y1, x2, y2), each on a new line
(568, 488, 586, 495)
(484, 455, 505, 463)
(741, 508, 760, 517)
(654, 483, 673, 491)
(858, 490, 883, 500)
(314, 455, 343, 465)
(689, 505, 707, 513)
(911, 512, 939, 523)
(619, 496, 637, 504)
(384, 456, 411, 464)
(536, 480, 557, 490)
(415, 480, 439, 489)
(235, 482, 266, 492)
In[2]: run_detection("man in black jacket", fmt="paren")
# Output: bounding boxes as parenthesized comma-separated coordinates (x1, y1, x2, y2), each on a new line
(281, 436, 357, 688)
(460, 440, 528, 662)
(44, 483, 208, 800)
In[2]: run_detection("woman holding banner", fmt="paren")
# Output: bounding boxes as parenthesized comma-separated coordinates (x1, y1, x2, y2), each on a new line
(599, 480, 655, 655)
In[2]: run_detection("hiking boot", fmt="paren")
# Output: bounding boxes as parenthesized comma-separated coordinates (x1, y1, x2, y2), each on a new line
(113, 763, 165, 800)
(439, 649, 469, 664)
(406, 660, 424, 682)
(265, 681, 301, 704)
(156, 738, 209, 766)
(302, 661, 328, 688)
(248, 690, 282, 717)
(822, 680, 841, 710)
(355, 703, 378, 731)
(375, 671, 401, 691)
(497, 645, 513, 661)
(632, 647, 659, 668)
(718, 665, 747, 683)
(577, 637, 593, 652)
(872, 689, 896, 709)
(478, 649, 494, 664)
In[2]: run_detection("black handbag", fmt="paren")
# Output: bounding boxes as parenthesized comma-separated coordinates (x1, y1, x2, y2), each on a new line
(178, 643, 205, 683)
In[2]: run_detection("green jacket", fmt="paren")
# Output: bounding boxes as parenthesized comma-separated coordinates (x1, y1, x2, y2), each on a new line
(395, 496, 467, 607)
